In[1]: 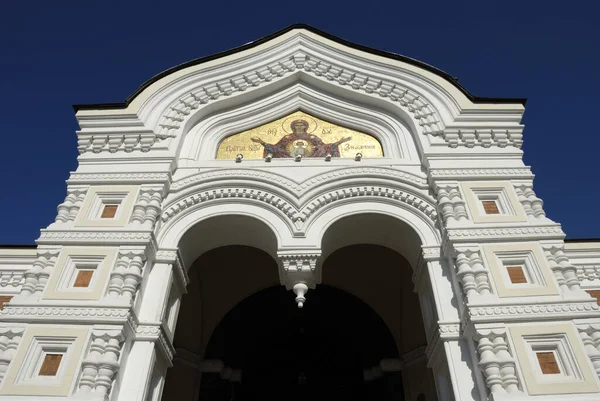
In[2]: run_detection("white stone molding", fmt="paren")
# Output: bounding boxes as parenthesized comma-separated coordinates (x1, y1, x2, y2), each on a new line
(0, 269, 24, 294)
(48, 187, 88, 229)
(106, 248, 147, 303)
(454, 247, 492, 301)
(161, 184, 437, 232)
(77, 123, 175, 154)
(429, 168, 534, 181)
(577, 264, 600, 284)
(438, 322, 462, 340)
(564, 241, 600, 286)
(0, 327, 25, 384)
(469, 300, 599, 323)
(425, 322, 463, 366)
(441, 127, 523, 149)
(277, 251, 321, 308)
(161, 187, 296, 224)
(75, 327, 124, 400)
(37, 230, 155, 245)
(576, 323, 600, 379)
(129, 187, 164, 229)
(412, 246, 441, 288)
(154, 249, 189, 293)
(474, 327, 522, 397)
(169, 166, 428, 194)
(0, 249, 34, 295)
(156, 51, 444, 141)
(67, 172, 171, 185)
(514, 184, 546, 221)
(132, 322, 174, 365)
(543, 243, 584, 296)
(436, 184, 468, 225)
(19, 248, 61, 300)
(446, 224, 565, 242)
(0, 304, 130, 324)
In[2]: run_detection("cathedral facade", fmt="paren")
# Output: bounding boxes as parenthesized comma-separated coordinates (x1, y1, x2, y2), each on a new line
(0, 25, 599, 401)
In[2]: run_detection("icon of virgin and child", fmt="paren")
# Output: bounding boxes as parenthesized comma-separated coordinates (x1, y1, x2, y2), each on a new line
(251, 119, 352, 158)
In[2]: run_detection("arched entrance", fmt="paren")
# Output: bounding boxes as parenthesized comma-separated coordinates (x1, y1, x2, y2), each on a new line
(162, 229, 437, 401)
(200, 285, 401, 401)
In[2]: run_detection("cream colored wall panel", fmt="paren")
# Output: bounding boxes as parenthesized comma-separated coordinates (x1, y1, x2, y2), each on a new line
(461, 181, 528, 223)
(509, 323, 600, 395)
(74, 185, 139, 227)
(482, 242, 560, 298)
(0, 326, 89, 396)
(43, 247, 117, 301)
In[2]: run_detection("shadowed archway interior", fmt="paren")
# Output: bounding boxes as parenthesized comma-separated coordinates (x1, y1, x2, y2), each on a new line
(200, 284, 402, 401)
(163, 243, 434, 401)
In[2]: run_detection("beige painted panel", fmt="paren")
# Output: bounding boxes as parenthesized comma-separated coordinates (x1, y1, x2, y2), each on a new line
(43, 247, 117, 300)
(0, 326, 89, 396)
(509, 323, 600, 395)
(74, 185, 138, 227)
(461, 181, 528, 223)
(482, 242, 560, 298)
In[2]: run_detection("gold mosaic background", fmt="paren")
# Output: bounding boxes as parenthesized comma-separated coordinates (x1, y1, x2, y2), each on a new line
(216, 111, 383, 159)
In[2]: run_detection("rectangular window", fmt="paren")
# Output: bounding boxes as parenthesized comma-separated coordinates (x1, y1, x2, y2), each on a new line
(481, 200, 500, 214)
(73, 270, 94, 288)
(536, 351, 560, 374)
(0, 295, 13, 310)
(506, 266, 527, 284)
(101, 204, 119, 218)
(39, 354, 63, 376)
(586, 290, 600, 306)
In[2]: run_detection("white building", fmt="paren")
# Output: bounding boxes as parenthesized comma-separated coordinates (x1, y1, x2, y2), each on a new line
(0, 25, 599, 401)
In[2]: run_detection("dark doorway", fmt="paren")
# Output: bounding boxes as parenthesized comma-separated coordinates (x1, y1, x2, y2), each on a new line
(199, 285, 403, 401)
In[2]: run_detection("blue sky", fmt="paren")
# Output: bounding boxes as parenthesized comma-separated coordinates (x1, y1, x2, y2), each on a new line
(1, 1, 598, 244)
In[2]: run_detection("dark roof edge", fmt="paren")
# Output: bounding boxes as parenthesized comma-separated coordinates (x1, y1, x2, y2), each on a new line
(564, 238, 600, 243)
(0, 244, 37, 249)
(73, 24, 527, 112)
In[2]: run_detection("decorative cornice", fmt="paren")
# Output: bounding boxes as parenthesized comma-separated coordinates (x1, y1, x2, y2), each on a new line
(425, 322, 462, 362)
(37, 230, 154, 245)
(133, 322, 175, 363)
(0, 304, 130, 323)
(68, 172, 171, 185)
(77, 127, 175, 154)
(158, 51, 444, 144)
(438, 322, 462, 340)
(429, 168, 533, 180)
(155, 249, 189, 291)
(161, 185, 437, 229)
(161, 187, 296, 223)
(468, 300, 600, 322)
(447, 225, 565, 242)
(441, 128, 523, 149)
(170, 167, 428, 193)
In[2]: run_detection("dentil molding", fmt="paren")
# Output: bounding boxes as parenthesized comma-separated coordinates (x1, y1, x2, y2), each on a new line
(161, 184, 437, 230)
(446, 225, 565, 242)
(429, 168, 534, 180)
(158, 51, 444, 143)
(37, 230, 155, 245)
(68, 172, 171, 185)
(468, 300, 600, 322)
(0, 304, 130, 324)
